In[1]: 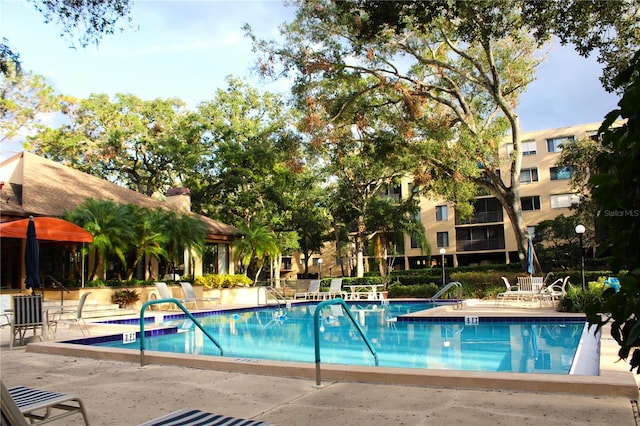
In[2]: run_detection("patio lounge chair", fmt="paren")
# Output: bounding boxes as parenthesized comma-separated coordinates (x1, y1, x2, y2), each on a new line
(545, 276, 570, 302)
(154, 282, 197, 310)
(10, 295, 45, 348)
(1, 381, 90, 425)
(495, 277, 529, 307)
(138, 408, 273, 426)
(180, 282, 220, 309)
(47, 291, 92, 338)
(294, 279, 321, 300)
(316, 278, 347, 300)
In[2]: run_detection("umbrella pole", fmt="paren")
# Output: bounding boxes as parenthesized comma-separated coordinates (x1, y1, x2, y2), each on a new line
(81, 243, 85, 288)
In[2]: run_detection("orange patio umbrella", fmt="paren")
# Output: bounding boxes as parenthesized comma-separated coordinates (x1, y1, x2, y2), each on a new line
(0, 217, 93, 287)
(0, 217, 93, 243)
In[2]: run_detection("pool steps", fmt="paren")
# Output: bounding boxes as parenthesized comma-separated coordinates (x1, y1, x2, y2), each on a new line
(42, 300, 136, 319)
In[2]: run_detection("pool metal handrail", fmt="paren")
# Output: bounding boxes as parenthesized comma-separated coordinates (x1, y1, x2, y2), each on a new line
(139, 298, 223, 366)
(313, 299, 378, 386)
(431, 281, 463, 308)
(263, 286, 288, 308)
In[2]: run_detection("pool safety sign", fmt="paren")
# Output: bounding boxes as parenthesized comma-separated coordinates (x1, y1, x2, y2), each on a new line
(464, 316, 479, 325)
(122, 331, 137, 344)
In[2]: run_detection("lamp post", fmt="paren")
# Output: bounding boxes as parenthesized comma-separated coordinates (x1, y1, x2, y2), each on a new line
(439, 248, 446, 285)
(575, 224, 586, 291)
(318, 258, 323, 279)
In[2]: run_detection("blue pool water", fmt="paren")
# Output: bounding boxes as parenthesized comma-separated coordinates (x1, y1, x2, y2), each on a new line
(84, 302, 586, 374)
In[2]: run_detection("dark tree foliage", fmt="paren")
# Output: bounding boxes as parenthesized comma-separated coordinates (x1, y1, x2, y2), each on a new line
(30, 0, 132, 47)
(533, 214, 582, 270)
(335, 0, 640, 93)
(0, 39, 21, 76)
(1, 0, 132, 76)
(586, 49, 640, 375)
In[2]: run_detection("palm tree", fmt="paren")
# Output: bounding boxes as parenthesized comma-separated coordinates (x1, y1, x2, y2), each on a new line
(160, 210, 207, 276)
(65, 198, 135, 280)
(233, 221, 279, 283)
(129, 207, 167, 280)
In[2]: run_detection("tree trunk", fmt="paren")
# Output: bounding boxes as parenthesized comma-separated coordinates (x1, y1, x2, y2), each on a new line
(272, 254, 282, 288)
(355, 215, 366, 278)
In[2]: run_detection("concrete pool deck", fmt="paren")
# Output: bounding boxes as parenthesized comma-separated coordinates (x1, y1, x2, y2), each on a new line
(1, 300, 639, 425)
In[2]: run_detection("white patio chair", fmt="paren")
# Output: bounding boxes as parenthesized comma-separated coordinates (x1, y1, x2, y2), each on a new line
(179, 282, 220, 309)
(294, 279, 321, 300)
(48, 291, 92, 338)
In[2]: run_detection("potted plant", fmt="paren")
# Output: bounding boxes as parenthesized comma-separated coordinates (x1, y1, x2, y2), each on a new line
(111, 289, 140, 308)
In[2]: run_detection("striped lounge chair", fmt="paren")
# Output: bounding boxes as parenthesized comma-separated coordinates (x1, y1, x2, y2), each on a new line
(1, 381, 90, 425)
(138, 408, 274, 425)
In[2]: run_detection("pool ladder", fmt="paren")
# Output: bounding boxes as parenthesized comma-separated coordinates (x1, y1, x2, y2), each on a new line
(262, 286, 289, 308)
(313, 299, 378, 386)
(138, 298, 223, 366)
(430, 281, 463, 309)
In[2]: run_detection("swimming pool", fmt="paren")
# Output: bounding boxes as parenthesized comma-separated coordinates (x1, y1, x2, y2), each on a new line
(81, 301, 587, 375)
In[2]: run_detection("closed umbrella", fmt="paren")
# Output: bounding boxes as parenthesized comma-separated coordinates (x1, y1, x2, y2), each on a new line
(526, 236, 535, 276)
(25, 216, 40, 294)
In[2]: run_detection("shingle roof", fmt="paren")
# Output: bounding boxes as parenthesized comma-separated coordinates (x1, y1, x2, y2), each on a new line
(0, 152, 237, 240)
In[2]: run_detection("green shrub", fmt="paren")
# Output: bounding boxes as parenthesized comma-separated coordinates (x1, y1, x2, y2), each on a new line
(388, 282, 439, 298)
(557, 281, 607, 313)
(195, 274, 253, 289)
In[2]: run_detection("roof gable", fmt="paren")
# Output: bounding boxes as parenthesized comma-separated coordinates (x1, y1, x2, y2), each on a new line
(1, 152, 237, 238)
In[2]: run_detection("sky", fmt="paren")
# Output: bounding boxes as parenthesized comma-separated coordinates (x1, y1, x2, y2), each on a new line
(0, 0, 622, 160)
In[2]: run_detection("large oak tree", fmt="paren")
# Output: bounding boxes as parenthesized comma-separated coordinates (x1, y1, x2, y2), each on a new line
(250, 0, 638, 272)
(250, 0, 544, 270)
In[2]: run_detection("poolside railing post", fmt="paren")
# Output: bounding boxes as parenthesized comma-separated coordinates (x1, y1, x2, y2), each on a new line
(139, 298, 223, 368)
(313, 298, 379, 386)
(313, 303, 322, 386)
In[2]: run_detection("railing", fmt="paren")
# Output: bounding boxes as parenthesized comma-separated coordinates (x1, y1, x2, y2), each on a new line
(263, 286, 288, 308)
(44, 275, 69, 306)
(139, 298, 223, 366)
(313, 299, 378, 386)
(430, 281, 463, 309)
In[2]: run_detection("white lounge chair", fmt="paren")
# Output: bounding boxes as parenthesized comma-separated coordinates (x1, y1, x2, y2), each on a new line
(179, 282, 220, 309)
(317, 278, 346, 300)
(545, 276, 570, 302)
(294, 279, 321, 300)
(48, 291, 92, 338)
(155, 282, 196, 310)
(495, 277, 528, 306)
(1, 381, 90, 425)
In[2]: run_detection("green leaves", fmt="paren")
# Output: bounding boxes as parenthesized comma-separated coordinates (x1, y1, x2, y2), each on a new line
(585, 272, 640, 374)
(33, 93, 197, 197)
(65, 199, 206, 280)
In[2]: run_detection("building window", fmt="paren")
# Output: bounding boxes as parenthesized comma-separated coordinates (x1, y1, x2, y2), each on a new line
(547, 136, 574, 153)
(436, 205, 448, 221)
(521, 196, 541, 211)
(410, 237, 420, 249)
(550, 193, 580, 209)
(587, 130, 601, 142)
(505, 140, 536, 156)
(456, 197, 503, 225)
(455, 225, 505, 251)
(550, 166, 574, 180)
(437, 231, 449, 248)
(281, 257, 292, 270)
(520, 168, 539, 184)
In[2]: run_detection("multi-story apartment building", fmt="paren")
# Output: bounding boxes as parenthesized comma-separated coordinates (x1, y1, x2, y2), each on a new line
(283, 122, 613, 279)
(404, 121, 606, 270)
